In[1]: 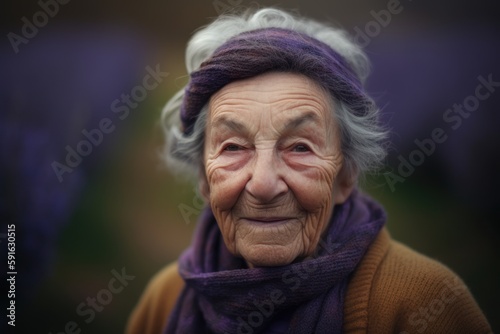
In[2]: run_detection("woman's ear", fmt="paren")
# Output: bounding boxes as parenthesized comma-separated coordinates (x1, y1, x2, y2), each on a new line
(333, 164, 357, 204)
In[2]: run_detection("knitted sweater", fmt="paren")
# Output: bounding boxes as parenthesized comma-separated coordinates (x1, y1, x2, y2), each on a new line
(126, 229, 491, 333)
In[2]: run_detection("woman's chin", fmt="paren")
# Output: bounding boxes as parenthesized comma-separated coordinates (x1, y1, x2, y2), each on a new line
(239, 244, 301, 268)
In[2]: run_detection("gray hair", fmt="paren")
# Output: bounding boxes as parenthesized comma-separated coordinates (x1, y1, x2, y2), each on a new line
(161, 8, 387, 180)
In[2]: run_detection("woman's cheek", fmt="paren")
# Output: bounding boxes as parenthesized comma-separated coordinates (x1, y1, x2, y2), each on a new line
(205, 154, 251, 211)
(282, 155, 339, 256)
(215, 210, 238, 253)
(284, 156, 337, 211)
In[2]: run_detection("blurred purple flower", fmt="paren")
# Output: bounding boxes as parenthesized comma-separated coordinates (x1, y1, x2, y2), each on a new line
(367, 25, 500, 214)
(0, 24, 152, 308)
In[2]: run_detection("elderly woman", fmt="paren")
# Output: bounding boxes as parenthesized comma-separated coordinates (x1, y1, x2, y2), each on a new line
(127, 8, 491, 334)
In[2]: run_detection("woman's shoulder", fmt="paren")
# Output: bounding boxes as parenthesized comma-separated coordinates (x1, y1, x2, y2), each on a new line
(344, 228, 492, 333)
(126, 231, 492, 334)
(126, 262, 184, 334)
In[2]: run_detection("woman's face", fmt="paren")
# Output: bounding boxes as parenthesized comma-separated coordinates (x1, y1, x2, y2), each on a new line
(202, 72, 352, 267)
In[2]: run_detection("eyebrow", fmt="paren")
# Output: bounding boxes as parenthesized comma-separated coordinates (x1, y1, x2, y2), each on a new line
(211, 117, 247, 136)
(211, 112, 321, 133)
(282, 112, 321, 132)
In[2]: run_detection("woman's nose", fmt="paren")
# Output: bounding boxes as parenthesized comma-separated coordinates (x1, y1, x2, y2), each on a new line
(245, 149, 288, 203)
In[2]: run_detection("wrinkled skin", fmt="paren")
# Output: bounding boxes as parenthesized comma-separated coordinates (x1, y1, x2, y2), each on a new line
(201, 72, 354, 267)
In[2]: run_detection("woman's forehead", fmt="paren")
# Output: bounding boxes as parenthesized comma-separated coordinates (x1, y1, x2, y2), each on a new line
(211, 72, 327, 99)
(208, 72, 333, 122)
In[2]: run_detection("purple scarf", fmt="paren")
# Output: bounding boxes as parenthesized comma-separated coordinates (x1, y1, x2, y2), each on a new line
(165, 190, 385, 333)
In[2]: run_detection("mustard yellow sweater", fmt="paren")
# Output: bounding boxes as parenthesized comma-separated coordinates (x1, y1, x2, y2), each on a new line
(126, 229, 492, 333)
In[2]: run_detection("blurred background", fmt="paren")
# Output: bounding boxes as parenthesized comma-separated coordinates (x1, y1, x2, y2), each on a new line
(1, 0, 499, 332)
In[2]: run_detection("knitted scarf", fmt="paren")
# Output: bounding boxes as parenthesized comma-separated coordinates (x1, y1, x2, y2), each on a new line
(165, 190, 385, 333)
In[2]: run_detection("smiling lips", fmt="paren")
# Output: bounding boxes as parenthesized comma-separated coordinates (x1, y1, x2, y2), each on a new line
(242, 217, 294, 223)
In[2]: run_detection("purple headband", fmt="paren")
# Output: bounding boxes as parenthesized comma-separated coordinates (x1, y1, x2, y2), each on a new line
(180, 27, 371, 135)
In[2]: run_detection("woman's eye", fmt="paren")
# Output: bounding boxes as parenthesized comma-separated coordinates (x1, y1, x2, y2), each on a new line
(224, 144, 241, 151)
(292, 144, 310, 152)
